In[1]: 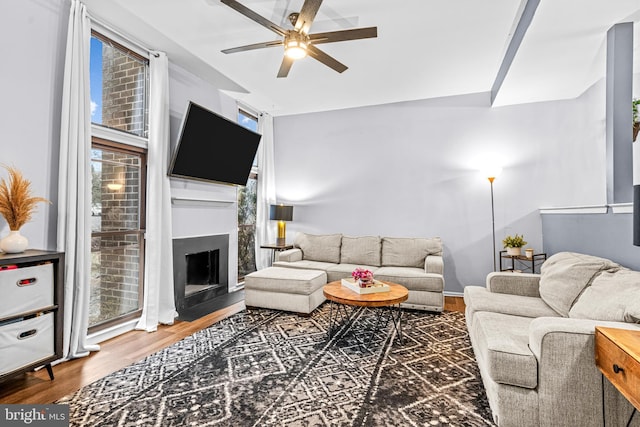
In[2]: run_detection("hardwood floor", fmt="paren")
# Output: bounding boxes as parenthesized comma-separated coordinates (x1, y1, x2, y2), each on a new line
(0, 296, 466, 404)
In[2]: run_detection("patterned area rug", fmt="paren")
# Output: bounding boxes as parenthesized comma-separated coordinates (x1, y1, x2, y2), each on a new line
(58, 304, 495, 426)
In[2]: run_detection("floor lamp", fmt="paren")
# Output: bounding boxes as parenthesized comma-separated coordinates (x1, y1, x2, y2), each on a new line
(488, 176, 497, 271)
(486, 167, 502, 272)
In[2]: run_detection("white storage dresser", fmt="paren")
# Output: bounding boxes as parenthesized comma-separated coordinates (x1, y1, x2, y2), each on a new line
(0, 250, 64, 382)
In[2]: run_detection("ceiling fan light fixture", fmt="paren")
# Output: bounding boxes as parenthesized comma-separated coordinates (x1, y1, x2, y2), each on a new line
(284, 32, 309, 59)
(285, 41, 307, 59)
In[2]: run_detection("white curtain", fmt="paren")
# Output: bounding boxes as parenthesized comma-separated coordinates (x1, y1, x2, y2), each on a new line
(57, 0, 99, 359)
(136, 52, 178, 331)
(255, 113, 277, 270)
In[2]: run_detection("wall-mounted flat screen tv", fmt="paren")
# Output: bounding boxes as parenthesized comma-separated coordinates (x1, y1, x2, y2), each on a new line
(168, 102, 261, 186)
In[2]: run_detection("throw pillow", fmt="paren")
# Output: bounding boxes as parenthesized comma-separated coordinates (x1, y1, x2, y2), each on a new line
(381, 237, 442, 268)
(569, 268, 640, 322)
(539, 252, 620, 317)
(294, 232, 342, 263)
(340, 236, 382, 267)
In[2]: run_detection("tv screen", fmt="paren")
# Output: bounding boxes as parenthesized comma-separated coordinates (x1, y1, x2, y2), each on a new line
(168, 102, 261, 186)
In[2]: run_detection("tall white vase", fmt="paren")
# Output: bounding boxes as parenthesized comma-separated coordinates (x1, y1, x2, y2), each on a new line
(0, 230, 28, 253)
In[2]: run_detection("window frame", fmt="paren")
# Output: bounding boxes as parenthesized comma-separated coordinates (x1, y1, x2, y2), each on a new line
(90, 29, 150, 138)
(237, 107, 259, 282)
(88, 27, 150, 334)
(88, 138, 148, 333)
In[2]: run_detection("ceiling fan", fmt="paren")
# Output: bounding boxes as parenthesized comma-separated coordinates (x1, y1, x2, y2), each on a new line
(220, 0, 378, 78)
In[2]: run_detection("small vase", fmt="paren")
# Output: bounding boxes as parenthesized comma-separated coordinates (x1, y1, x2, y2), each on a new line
(357, 278, 373, 288)
(506, 247, 522, 257)
(0, 230, 28, 253)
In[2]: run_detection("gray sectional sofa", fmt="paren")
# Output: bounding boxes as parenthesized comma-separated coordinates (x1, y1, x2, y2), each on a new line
(464, 251, 640, 427)
(246, 232, 445, 312)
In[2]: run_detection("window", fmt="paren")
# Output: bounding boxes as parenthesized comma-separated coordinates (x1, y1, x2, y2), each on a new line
(237, 109, 259, 281)
(89, 30, 149, 332)
(90, 31, 148, 137)
(90, 142, 146, 328)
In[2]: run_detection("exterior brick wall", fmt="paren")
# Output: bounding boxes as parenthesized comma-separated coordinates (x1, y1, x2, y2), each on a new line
(95, 152, 142, 324)
(89, 34, 148, 327)
(101, 45, 148, 137)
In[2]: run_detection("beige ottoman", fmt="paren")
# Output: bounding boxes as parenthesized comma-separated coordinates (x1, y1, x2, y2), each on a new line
(244, 267, 327, 314)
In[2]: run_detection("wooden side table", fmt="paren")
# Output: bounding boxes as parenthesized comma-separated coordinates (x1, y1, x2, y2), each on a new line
(260, 243, 293, 264)
(595, 326, 640, 425)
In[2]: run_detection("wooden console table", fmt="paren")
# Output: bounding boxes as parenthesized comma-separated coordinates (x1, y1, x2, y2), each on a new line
(595, 326, 640, 425)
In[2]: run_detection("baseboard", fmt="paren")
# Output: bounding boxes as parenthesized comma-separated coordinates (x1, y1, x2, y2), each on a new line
(444, 291, 463, 297)
(87, 318, 139, 346)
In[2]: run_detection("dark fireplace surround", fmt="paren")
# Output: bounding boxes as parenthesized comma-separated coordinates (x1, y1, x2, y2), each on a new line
(172, 234, 231, 320)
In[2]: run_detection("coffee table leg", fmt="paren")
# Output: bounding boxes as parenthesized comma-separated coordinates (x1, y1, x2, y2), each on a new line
(390, 303, 404, 344)
(327, 301, 356, 340)
(328, 301, 336, 339)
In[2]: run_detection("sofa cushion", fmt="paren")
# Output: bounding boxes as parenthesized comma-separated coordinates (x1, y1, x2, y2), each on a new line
(340, 235, 381, 267)
(273, 260, 337, 272)
(464, 286, 560, 322)
(294, 233, 342, 264)
(374, 266, 443, 292)
(538, 252, 620, 317)
(244, 267, 327, 295)
(569, 268, 640, 323)
(326, 263, 379, 283)
(381, 237, 442, 268)
(469, 311, 538, 389)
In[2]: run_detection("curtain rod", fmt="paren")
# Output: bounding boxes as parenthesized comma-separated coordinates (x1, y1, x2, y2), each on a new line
(87, 11, 159, 58)
(237, 100, 262, 117)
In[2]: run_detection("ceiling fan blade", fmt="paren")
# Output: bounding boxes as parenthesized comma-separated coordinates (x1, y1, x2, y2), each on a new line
(220, 0, 287, 36)
(306, 45, 347, 73)
(222, 40, 283, 54)
(277, 56, 295, 78)
(309, 26, 377, 45)
(295, 0, 323, 34)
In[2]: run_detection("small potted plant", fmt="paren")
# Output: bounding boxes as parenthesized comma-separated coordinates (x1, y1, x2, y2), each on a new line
(502, 234, 527, 257)
(0, 165, 50, 253)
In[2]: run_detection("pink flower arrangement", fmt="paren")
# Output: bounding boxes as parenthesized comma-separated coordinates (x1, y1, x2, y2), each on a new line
(352, 267, 374, 287)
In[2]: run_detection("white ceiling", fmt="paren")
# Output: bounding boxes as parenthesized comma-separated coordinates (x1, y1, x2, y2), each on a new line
(84, 0, 640, 116)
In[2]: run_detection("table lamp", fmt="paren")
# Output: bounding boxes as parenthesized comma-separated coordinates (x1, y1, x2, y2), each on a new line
(270, 204, 293, 245)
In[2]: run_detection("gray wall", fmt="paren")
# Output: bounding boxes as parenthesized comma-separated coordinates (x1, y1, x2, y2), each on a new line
(542, 212, 640, 270)
(273, 84, 608, 293)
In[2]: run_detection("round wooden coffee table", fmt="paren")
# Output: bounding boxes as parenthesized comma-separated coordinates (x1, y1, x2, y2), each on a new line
(323, 280, 408, 345)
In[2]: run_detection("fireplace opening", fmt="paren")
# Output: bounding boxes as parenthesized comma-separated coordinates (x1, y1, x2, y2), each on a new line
(185, 249, 221, 297)
(173, 234, 238, 320)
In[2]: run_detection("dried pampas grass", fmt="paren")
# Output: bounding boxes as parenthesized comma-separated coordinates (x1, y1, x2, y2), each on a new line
(0, 165, 50, 231)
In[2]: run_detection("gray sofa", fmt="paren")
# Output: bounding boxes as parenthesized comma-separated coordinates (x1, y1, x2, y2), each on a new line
(464, 251, 640, 427)
(271, 232, 445, 311)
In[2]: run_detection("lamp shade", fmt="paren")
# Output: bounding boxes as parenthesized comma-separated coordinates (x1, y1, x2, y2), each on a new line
(270, 205, 293, 221)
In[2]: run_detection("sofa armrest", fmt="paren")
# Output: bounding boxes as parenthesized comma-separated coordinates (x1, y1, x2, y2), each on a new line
(528, 317, 640, 426)
(529, 317, 640, 359)
(276, 248, 302, 262)
(486, 272, 540, 297)
(424, 255, 443, 275)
